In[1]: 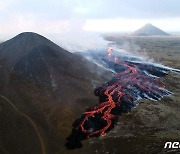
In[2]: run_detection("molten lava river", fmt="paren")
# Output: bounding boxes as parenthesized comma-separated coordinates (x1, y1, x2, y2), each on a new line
(66, 47, 180, 149)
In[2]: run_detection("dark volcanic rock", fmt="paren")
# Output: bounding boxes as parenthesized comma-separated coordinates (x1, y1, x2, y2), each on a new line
(0, 32, 112, 154)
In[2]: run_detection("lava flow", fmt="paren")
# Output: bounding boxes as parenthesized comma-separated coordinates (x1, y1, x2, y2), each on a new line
(66, 47, 176, 149)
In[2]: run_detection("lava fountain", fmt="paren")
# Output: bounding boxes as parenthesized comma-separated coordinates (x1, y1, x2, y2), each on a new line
(66, 47, 179, 149)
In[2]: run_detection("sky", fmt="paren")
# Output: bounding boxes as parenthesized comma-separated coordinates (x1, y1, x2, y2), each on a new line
(0, 0, 180, 39)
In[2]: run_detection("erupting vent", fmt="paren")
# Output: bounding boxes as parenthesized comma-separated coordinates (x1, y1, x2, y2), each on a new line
(66, 47, 179, 149)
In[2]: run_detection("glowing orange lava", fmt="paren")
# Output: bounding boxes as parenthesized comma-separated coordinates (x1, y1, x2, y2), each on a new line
(66, 47, 172, 149)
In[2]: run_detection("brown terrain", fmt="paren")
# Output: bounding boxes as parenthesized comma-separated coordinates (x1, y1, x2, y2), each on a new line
(0, 32, 179, 154)
(0, 32, 112, 154)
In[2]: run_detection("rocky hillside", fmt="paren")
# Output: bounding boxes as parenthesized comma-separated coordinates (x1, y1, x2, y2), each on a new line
(0, 32, 112, 154)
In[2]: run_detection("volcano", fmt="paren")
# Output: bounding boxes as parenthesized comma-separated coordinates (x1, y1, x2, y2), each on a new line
(0, 32, 112, 154)
(66, 47, 180, 149)
(1, 32, 179, 153)
(133, 23, 169, 36)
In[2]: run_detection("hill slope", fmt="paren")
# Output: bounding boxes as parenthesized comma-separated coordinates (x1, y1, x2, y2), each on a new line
(0, 32, 112, 154)
(133, 23, 169, 36)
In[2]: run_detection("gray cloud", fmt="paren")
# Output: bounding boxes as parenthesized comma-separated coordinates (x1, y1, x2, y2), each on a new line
(1, 0, 180, 20)
(83, 0, 180, 19)
(0, 0, 180, 37)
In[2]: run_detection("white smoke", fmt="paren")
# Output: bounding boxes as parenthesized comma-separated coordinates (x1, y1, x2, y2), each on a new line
(44, 19, 110, 52)
(106, 42, 154, 64)
(47, 31, 109, 52)
(60, 32, 108, 52)
(0, 15, 110, 53)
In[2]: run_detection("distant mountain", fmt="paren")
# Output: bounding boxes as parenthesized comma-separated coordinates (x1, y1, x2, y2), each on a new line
(133, 23, 169, 36)
(0, 32, 112, 153)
